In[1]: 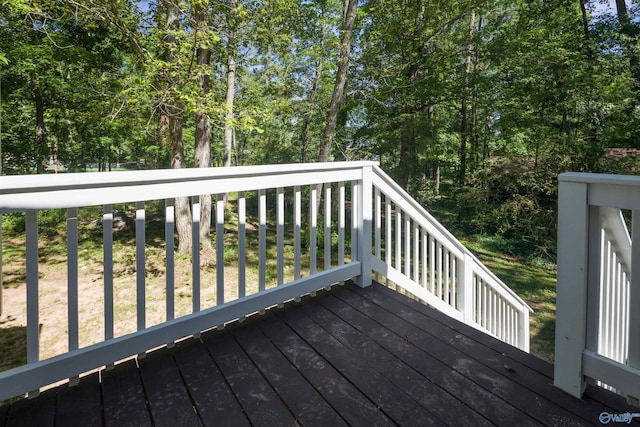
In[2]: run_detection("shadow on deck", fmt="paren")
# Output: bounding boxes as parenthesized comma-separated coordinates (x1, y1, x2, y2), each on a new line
(1, 282, 637, 427)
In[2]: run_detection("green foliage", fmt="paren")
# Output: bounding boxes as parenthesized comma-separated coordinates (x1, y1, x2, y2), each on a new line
(2, 0, 640, 262)
(1, 209, 66, 237)
(2, 213, 25, 234)
(452, 156, 558, 260)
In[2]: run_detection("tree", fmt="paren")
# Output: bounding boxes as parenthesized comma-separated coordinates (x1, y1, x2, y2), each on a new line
(157, 0, 192, 252)
(192, 0, 214, 249)
(317, 0, 358, 164)
(459, 9, 476, 185)
(223, 0, 239, 171)
(1, 0, 132, 174)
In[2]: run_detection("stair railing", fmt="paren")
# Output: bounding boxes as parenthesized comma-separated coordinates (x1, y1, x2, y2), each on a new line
(369, 166, 531, 351)
(555, 172, 640, 403)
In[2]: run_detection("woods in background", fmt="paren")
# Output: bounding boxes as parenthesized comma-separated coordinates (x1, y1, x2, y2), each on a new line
(1, 0, 639, 256)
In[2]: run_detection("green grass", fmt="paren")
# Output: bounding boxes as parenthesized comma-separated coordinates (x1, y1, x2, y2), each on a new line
(460, 236, 557, 362)
(1, 190, 558, 373)
(425, 182, 558, 362)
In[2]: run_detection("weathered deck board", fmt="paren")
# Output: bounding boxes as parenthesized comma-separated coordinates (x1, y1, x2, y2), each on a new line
(5, 388, 56, 427)
(55, 372, 102, 427)
(232, 323, 348, 426)
(202, 330, 298, 427)
(369, 283, 638, 418)
(257, 314, 395, 427)
(101, 358, 152, 427)
(333, 285, 594, 425)
(303, 294, 512, 426)
(171, 336, 250, 427)
(0, 404, 8, 427)
(1, 281, 639, 427)
(278, 304, 442, 426)
(138, 346, 201, 427)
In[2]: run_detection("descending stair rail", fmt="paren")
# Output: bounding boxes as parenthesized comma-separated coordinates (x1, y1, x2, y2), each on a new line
(556, 173, 640, 402)
(369, 166, 531, 351)
(0, 161, 530, 402)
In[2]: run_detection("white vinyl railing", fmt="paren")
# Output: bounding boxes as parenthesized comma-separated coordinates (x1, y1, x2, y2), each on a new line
(0, 161, 530, 402)
(369, 167, 531, 350)
(555, 172, 640, 402)
(596, 208, 631, 376)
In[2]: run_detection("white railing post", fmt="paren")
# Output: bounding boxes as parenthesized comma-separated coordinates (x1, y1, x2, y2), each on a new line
(518, 307, 530, 353)
(238, 192, 246, 297)
(357, 165, 373, 287)
(136, 201, 146, 333)
(629, 211, 640, 371)
(164, 200, 175, 322)
(457, 253, 474, 323)
(294, 187, 301, 279)
(555, 180, 590, 398)
(259, 189, 267, 291)
(192, 196, 201, 312)
(67, 208, 79, 356)
(216, 194, 225, 303)
(0, 217, 3, 317)
(26, 210, 39, 366)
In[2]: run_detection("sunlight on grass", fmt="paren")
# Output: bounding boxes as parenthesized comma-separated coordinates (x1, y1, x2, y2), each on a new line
(0, 194, 334, 371)
(0, 193, 557, 373)
(461, 237, 557, 362)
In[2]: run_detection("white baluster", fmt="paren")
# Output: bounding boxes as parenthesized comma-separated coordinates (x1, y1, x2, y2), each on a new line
(192, 196, 201, 312)
(294, 186, 301, 279)
(310, 186, 317, 275)
(238, 192, 246, 298)
(259, 189, 267, 291)
(136, 201, 146, 331)
(217, 194, 225, 303)
(278, 188, 285, 285)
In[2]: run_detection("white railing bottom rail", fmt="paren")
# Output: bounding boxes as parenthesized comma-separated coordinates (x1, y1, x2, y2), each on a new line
(556, 172, 640, 403)
(0, 161, 530, 402)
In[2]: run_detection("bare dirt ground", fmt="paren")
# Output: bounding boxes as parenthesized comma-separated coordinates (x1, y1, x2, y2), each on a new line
(0, 237, 271, 373)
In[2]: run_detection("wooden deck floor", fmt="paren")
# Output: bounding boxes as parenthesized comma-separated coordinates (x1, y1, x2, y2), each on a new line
(1, 282, 638, 426)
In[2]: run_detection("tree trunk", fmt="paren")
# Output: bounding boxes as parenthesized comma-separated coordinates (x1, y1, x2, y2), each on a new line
(314, 0, 357, 210)
(301, 59, 323, 163)
(33, 78, 46, 174)
(160, 0, 191, 253)
(459, 10, 475, 185)
(470, 15, 481, 168)
(195, 109, 212, 249)
(579, 0, 593, 59)
(398, 121, 415, 189)
(221, 0, 238, 209)
(616, 0, 640, 85)
(316, 0, 358, 163)
(435, 160, 440, 194)
(171, 112, 192, 253)
(194, 2, 212, 250)
(580, 0, 600, 170)
(301, 4, 328, 163)
(470, 85, 479, 166)
(224, 0, 237, 170)
(223, 53, 235, 170)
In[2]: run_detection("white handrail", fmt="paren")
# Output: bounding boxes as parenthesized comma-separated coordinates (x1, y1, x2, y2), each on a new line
(371, 167, 529, 307)
(0, 161, 530, 402)
(555, 173, 640, 402)
(370, 166, 531, 351)
(0, 162, 379, 212)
